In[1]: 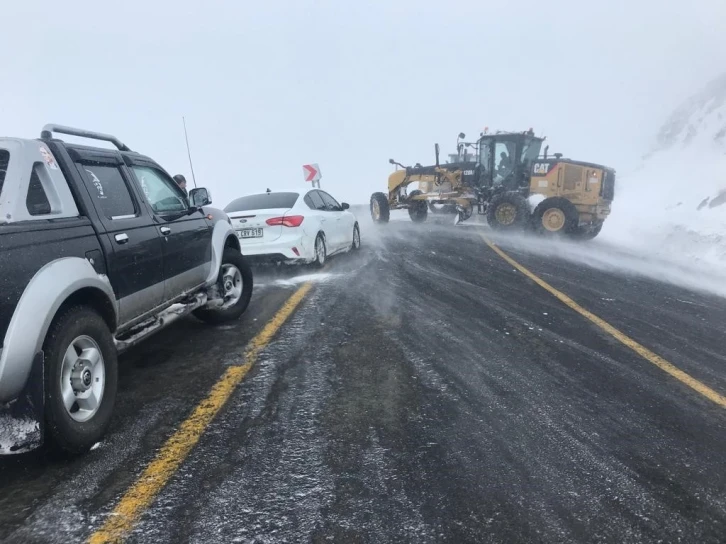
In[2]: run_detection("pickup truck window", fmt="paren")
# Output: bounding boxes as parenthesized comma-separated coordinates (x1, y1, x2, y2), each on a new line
(132, 166, 187, 214)
(0, 149, 8, 197)
(81, 164, 136, 219)
(26, 165, 52, 216)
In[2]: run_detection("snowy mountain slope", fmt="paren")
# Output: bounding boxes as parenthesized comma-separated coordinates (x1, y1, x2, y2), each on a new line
(653, 72, 726, 153)
(601, 73, 726, 271)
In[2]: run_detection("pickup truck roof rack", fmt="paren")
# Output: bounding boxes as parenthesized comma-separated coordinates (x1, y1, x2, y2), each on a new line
(40, 124, 132, 152)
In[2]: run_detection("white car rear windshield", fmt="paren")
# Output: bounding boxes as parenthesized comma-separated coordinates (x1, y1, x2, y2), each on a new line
(225, 192, 299, 212)
(0, 149, 8, 198)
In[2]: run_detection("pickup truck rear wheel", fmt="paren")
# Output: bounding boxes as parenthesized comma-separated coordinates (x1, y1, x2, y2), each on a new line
(194, 248, 253, 324)
(44, 305, 117, 455)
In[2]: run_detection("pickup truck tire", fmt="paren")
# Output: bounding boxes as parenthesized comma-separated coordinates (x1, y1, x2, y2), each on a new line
(194, 248, 253, 324)
(43, 305, 118, 455)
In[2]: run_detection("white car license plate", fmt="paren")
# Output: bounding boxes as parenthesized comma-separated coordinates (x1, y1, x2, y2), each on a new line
(238, 228, 263, 239)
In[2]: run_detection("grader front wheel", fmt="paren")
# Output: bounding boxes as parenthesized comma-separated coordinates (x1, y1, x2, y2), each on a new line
(486, 192, 530, 231)
(370, 192, 390, 223)
(407, 190, 428, 223)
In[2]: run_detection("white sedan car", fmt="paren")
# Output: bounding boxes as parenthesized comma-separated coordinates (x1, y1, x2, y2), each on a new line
(224, 189, 361, 266)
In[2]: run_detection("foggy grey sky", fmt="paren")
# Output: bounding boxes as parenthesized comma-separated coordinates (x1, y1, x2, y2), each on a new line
(2, 1, 725, 206)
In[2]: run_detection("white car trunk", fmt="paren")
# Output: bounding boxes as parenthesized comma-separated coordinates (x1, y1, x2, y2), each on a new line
(227, 208, 292, 245)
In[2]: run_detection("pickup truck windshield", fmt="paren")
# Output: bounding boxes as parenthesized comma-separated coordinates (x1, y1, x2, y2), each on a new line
(225, 192, 299, 212)
(0, 149, 9, 198)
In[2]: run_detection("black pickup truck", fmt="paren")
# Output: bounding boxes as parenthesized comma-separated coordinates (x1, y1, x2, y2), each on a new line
(0, 125, 253, 454)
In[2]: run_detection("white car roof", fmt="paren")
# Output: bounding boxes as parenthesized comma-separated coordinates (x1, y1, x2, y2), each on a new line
(224, 188, 347, 212)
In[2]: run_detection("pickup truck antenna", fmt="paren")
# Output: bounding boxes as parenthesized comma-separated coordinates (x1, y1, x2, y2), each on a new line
(182, 116, 198, 188)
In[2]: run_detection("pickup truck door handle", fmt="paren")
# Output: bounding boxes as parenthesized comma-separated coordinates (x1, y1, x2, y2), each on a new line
(160, 227, 171, 236)
(114, 233, 129, 244)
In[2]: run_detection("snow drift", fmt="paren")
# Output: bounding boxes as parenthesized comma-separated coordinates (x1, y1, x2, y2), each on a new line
(601, 73, 726, 272)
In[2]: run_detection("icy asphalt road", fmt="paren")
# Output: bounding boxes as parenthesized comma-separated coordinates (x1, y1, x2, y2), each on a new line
(1, 216, 726, 543)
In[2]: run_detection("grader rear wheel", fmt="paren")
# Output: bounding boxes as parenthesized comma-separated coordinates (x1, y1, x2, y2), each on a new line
(571, 223, 603, 241)
(533, 197, 579, 236)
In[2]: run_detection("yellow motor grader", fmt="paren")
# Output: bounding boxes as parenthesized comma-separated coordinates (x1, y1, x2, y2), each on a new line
(370, 130, 615, 239)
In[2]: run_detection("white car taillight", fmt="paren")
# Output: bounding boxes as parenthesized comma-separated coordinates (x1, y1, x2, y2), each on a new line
(266, 215, 304, 227)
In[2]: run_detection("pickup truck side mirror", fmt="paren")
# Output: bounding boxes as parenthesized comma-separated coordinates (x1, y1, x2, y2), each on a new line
(341, 202, 350, 210)
(189, 187, 212, 208)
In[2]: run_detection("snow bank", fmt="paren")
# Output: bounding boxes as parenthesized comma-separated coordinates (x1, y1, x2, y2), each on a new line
(601, 74, 726, 275)
(601, 150, 726, 271)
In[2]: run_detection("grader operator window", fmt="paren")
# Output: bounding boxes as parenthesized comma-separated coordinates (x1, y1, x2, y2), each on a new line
(520, 139, 543, 168)
(493, 141, 517, 183)
(478, 142, 491, 173)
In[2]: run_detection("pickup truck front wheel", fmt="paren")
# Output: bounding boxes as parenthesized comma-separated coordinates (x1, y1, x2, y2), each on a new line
(194, 248, 253, 324)
(44, 305, 118, 454)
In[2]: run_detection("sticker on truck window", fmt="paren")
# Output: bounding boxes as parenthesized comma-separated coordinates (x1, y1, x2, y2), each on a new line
(86, 168, 105, 197)
(139, 174, 151, 200)
(39, 146, 58, 170)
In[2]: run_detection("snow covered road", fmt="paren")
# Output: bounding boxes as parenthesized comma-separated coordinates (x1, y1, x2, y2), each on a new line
(1, 218, 725, 543)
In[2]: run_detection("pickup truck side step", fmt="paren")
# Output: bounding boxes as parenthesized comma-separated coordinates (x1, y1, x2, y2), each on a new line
(40, 124, 132, 152)
(114, 293, 208, 353)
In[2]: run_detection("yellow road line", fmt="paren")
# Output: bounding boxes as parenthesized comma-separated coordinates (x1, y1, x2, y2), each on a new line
(88, 283, 313, 544)
(481, 235, 726, 409)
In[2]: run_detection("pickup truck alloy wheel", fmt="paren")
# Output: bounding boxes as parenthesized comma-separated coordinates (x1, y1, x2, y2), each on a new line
(60, 335, 105, 422)
(193, 247, 253, 324)
(44, 305, 118, 454)
(220, 264, 243, 309)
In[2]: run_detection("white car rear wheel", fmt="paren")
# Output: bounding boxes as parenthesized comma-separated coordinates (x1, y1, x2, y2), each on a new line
(352, 224, 361, 250)
(313, 234, 326, 268)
